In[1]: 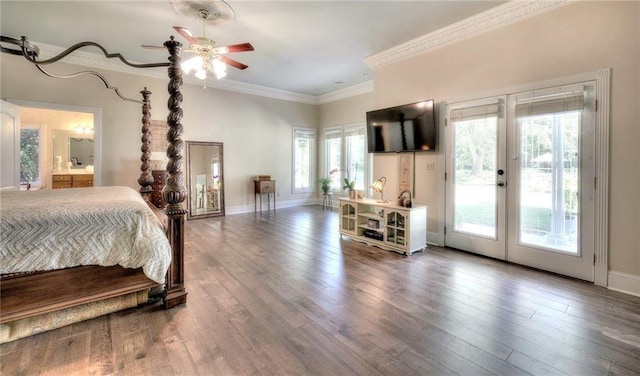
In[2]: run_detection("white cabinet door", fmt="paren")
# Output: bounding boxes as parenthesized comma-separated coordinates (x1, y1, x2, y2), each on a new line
(339, 202, 357, 235)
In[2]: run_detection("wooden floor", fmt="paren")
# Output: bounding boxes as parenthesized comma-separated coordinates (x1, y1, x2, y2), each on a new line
(2, 205, 640, 375)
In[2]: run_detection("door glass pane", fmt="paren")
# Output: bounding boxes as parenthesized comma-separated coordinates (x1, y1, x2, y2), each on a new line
(518, 111, 580, 253)
(453, 117, 498, 238)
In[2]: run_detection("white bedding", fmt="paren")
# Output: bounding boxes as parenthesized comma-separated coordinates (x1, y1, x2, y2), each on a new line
(0, 186, 171, 283)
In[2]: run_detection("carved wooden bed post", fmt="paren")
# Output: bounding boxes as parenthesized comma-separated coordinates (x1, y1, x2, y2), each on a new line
(138, 87, 154, 200)
(162, 36, 188, 309)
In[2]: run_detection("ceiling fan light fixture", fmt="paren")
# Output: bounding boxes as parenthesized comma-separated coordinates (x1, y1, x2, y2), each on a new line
(181, 54, 228, 80)
(212, 58, 227, 79)
(194, 68, 208, 80)
(182, 55, 202, 74)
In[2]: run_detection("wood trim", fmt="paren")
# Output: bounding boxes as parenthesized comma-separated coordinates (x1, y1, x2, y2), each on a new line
(0, 266, 157, 323)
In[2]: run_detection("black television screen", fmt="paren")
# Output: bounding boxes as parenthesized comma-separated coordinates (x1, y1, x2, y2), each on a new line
(366, 99, 436, 153)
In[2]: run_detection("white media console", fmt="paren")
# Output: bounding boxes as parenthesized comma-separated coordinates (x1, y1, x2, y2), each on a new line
(338, 197, 427, 255)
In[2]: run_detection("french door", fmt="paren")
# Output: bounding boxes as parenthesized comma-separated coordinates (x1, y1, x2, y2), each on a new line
(445, 98, 507, 259)
(445, 83, 596, 281)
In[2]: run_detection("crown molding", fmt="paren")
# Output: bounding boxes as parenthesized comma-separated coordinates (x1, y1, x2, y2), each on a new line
(316, 80, 373, 105)
(34, 42, 318, 104)
(364, 0, 574, 70)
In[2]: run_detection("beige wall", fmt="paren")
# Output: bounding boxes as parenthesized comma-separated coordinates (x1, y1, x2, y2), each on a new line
(1, 54, 318, 213)
(372, 1, 640, 276)
(318, 93, 373, 128)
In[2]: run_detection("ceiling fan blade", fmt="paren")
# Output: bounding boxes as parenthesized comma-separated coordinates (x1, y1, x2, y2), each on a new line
(141, 44, 165, 50)
(173, 26, 199, 46)
(220, 56, 248, 70)
(221, 43, 254, 53)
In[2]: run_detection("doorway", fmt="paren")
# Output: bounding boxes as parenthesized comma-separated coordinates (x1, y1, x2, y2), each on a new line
(445, 82, 596, 281)
(9, 100, 101, 189)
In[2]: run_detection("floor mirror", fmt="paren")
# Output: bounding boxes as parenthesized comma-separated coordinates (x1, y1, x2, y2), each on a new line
(185, 141, 225, 219)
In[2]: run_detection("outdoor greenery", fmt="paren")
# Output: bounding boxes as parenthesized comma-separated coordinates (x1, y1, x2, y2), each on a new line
(453, 112, 580, 237)
(20, 128, 39, 185)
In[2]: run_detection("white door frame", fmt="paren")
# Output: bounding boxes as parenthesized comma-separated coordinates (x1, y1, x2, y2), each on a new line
(1, 100, 21, 189)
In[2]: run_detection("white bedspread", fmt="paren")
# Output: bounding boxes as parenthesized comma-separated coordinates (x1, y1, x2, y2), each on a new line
(0, 186, 171, 284)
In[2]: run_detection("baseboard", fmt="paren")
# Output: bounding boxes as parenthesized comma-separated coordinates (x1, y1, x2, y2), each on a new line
(427, 231, 444, 247)
(226, 198, 317, 215)
(608, 271, 640, 298)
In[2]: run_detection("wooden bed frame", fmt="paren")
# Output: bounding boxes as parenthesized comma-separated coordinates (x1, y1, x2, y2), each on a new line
(0, 37, 187, 327)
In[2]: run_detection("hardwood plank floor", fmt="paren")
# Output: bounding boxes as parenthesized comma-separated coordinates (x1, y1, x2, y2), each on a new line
(2, 205, 639, 375)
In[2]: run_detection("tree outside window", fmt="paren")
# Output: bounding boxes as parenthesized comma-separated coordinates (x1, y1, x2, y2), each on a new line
(20, 128, 40, 186)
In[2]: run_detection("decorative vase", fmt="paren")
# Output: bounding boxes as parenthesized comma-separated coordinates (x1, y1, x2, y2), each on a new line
(349, 190, 356, 199)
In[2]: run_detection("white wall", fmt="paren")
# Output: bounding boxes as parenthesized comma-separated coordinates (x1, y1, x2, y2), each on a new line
(372, 1, 640, 277)
(1, 54, 318, 213)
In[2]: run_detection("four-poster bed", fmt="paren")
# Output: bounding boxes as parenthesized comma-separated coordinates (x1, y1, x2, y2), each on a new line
(0, 36, 188, 342)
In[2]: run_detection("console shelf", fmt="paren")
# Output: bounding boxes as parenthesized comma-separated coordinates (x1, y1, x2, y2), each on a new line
(338, 198, 427, 255)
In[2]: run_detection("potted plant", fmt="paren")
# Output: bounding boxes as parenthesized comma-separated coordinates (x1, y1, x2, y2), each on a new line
(343, 177, 355, 199)
(317, 176, 332, 194)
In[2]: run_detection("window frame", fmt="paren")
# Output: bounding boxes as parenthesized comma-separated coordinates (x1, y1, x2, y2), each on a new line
(291, 126, 316, 194)
(323, 123, 368, 195)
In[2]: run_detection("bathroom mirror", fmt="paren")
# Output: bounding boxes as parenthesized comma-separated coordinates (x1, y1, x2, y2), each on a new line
(185, 141, 225, 219)
(52, 130, 94, 170)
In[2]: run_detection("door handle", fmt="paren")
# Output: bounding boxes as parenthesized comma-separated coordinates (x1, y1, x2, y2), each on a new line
(497, 181, 505, 187)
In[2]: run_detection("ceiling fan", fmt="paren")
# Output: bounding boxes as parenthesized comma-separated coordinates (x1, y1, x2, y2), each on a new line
(176, 23, 253, 80)
(142, 1, 253, 80)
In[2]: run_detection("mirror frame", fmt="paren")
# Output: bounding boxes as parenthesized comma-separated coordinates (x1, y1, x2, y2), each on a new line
(185, 141, 225, 219)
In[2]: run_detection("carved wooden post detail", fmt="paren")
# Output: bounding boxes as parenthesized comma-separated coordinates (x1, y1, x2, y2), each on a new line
(162, 36, 188, 309)
(138, 87, 154, 200)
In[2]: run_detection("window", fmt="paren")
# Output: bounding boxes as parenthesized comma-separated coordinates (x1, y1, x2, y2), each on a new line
(292, 127, 316, 193)
(324, 125, 367, 193)
(20, 126, 41, 187)
(324, 128, 342, 191)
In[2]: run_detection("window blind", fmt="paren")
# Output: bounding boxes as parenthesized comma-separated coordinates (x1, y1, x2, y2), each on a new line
(324, 128, 342, 140)
(515, 91, 584, 117)
(344, 126, 364, 138)
(450, 103, 501, 122)
(295, 128, 315, 139)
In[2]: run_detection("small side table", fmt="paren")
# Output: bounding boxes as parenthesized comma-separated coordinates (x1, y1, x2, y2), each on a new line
(322, 193, 333, 210)
(254, 179, 276, 212)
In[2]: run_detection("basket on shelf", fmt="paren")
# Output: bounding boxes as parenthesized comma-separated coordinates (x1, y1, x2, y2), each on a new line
(396, 190, 412, 208)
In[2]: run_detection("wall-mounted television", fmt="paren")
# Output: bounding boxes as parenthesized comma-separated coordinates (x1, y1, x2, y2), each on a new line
(366, 99, 436, 153)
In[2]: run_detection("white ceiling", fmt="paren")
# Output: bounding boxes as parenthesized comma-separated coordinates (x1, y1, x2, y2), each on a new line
(1, 0, 505, 97)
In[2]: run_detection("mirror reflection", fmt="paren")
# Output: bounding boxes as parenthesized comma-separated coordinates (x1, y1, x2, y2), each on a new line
(53, 130, 94, 170)
(186, 141, 225, 219)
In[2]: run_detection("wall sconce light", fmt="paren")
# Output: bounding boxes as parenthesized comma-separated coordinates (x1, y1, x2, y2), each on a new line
(371, 176, 388, 203)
